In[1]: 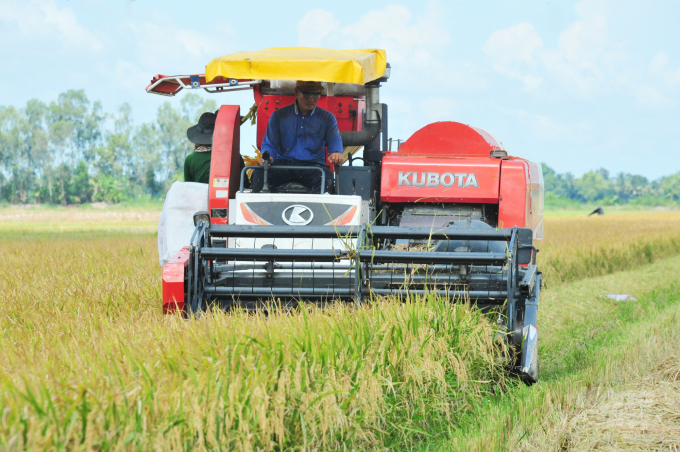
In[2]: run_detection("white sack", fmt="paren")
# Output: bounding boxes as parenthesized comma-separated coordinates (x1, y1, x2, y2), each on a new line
(158, 181, 209, 267)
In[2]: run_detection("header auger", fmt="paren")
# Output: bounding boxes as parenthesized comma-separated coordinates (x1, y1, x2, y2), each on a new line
(151, 47, 544, 383)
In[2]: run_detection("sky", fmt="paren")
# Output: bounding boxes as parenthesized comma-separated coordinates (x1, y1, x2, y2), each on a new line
(0, 0, 679, 179)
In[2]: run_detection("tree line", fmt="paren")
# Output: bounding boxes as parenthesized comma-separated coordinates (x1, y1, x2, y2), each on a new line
(0, 90, 215, 204)
(1, 90, 678, 206)
(542, 164, 680, 206)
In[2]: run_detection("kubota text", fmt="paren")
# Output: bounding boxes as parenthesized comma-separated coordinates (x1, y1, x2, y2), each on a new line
(397, 172, 479, 188)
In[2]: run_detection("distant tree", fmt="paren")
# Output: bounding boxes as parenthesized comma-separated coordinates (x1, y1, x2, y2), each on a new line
(157, 93, 216, 181)
(96, 104, 132, 177)
(0, 103, 50, 203)
(132, 122, 161, 197)
(48, 90, 104, 164)
(541, 163, 577, 199)
(10, 91, 675, 207)
(660, 173, 680, 201)
(613, 173, 650, 202)
(72, 160, 91, 203)
(596, 168, 610, 180)
(575, 171, 612, 202)
(541, 162, 678, 207)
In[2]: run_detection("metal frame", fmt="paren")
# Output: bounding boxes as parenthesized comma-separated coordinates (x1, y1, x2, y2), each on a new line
(240, 165, 327, 194)
(185, 223, 529, 309)
(146, 74, 261, 97)
(183, 222, 540, 382)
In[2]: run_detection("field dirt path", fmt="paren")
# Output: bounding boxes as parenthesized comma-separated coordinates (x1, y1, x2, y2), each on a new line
(435, 255, 680, 452)
(517, 355, 680, 451)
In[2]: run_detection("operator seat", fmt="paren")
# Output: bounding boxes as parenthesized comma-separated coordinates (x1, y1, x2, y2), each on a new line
(273, 182, 310, 194)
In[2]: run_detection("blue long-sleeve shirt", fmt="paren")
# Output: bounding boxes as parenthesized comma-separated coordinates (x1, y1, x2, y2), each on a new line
(260, 101, 343, 165)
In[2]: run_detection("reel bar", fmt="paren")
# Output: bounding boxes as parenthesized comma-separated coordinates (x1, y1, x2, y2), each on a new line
(367, 272, 506, 285)
(209, 225, 361, 238)
(360, 250, 507, 265)
(211, 262, 354, 272)
(369, 226, 514, 241)
(200, 247, 352, 262)
(204, 286, 355, 296)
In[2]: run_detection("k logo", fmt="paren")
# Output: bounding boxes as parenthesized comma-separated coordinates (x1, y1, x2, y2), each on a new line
(282, 205, 314, 225)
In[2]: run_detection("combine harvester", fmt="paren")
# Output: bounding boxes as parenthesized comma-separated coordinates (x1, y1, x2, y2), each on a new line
(148, 48, 544, 383)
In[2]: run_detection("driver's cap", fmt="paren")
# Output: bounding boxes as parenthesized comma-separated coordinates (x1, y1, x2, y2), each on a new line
(295, 81, 323, 92)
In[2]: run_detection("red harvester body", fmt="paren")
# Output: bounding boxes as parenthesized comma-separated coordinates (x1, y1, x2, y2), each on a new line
(150, 48, 543, 382)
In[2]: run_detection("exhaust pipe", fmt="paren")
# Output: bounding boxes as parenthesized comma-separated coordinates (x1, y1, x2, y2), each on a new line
(339, 122, 380, 147)
(339, 84, 382, 147)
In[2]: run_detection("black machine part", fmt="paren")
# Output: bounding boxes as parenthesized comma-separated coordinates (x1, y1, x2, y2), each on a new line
(336, 166, 375, 201)
(395, 204, 499, 229)
(261, 151, 271, 193)
(241, 165, 326, 194)
(193, 211, 210, 226)
(240, 163, 377, 200)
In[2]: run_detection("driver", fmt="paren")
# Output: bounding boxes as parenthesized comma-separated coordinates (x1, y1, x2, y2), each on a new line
(251, 81, 344, 193)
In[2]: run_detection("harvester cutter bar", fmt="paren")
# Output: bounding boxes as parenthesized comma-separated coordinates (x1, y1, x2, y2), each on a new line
(367, 289, 508, 300)
(186, 224, 533, 319)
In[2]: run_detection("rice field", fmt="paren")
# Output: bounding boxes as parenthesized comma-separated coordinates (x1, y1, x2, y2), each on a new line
(540, 210, 680, 285)
(0, 206, 679, 451)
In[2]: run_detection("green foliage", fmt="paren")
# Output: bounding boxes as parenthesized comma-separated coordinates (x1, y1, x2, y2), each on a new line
(660, 173, 680, 201)
(543, 192, 583, 209)
(575, 171, 611, 202)
(92, 174, 127, 203)
(0, 92, 215, 204)
(542, 163, 679, 207)
(2, 90, 677, 207)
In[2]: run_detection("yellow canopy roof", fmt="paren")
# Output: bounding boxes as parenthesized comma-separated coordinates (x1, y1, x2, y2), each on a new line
(205, 47, 387, 85)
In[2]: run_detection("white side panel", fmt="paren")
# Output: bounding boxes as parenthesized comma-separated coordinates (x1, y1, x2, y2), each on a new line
(158, 182, 209, 266)
(230, 192, 363, 251)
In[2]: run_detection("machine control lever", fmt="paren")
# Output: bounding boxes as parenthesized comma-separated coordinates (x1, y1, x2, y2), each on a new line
(334, 165, 340, 195)
(261, 151, 271, 193)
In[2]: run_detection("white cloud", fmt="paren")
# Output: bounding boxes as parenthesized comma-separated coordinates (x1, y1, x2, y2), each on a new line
(558, 9, 607, 67)
(635, 85, 672, 108)
(484, 23, 542, 66)
(483, 22, 544, 90)
(513, 109, 572, 139)
(295, 1, 482, 128)
(122, 17, 234, 72)
(297, 3, 451, 67)
(419, 96, 458, 122)
(337, 4, 450, 63)
(649, 51, 680, 87)
(297, 9, 340, 47)
(545, 5, 609, 90)
(483, 0, 625, 93)
(113, 60, 148, 92)
(0, 0, 103, 52)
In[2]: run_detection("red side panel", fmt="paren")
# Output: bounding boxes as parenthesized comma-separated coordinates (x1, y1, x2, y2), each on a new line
(255, 95, 359, 148)
(380, 155, 501, 203)
(162, 247, 189, 315)
(498, 160, 529, 229)
(209, 105, 241, 225)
